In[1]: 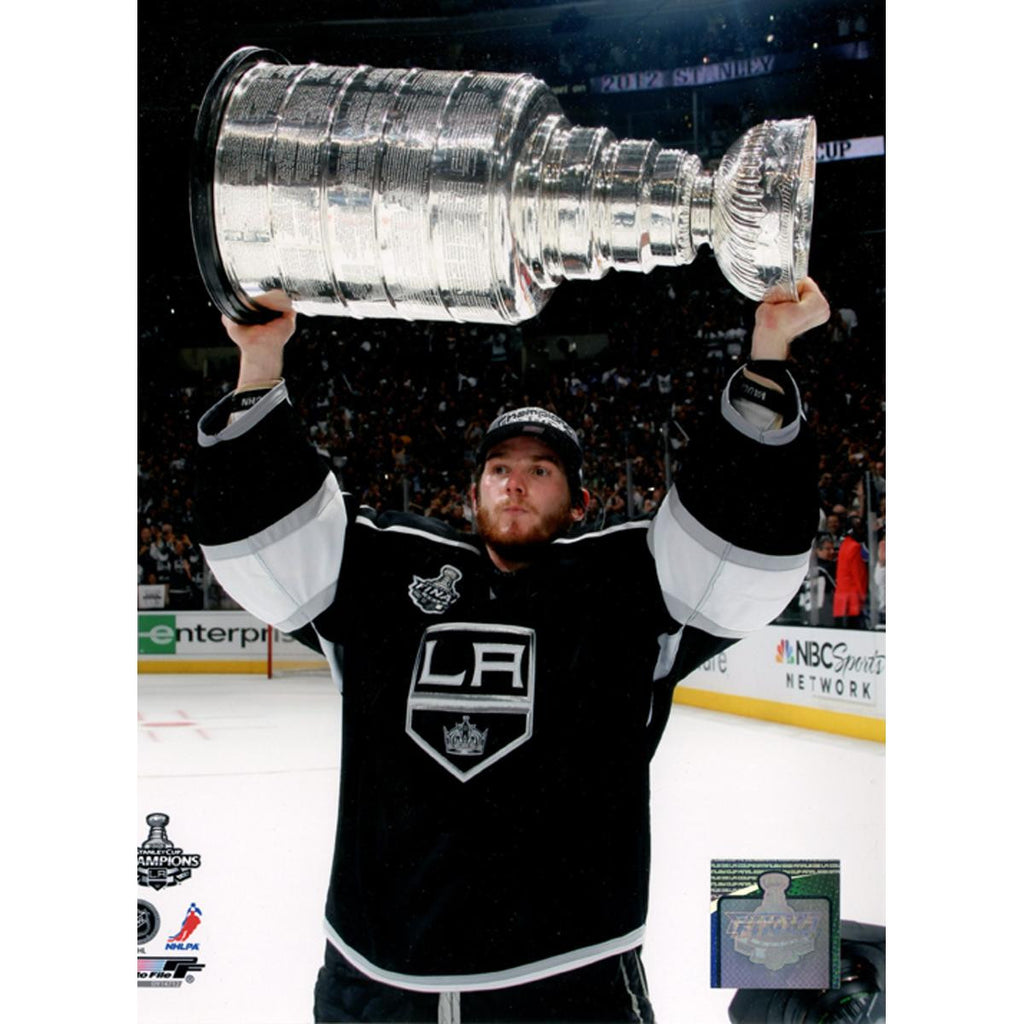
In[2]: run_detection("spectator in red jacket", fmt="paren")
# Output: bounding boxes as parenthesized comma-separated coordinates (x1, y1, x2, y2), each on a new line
(833, 516, 868, 628)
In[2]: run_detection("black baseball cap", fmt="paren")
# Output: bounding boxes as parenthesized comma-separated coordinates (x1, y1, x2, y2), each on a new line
(477, 407, 584, 496)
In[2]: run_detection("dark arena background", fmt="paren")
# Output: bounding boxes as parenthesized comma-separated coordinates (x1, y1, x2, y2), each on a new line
(139, 0, 884, 616)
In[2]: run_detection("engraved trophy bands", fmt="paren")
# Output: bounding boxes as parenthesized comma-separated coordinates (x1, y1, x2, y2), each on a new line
(191, 47, 816, 326)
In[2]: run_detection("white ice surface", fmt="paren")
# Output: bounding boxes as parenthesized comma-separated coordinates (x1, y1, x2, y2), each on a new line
(138, 674, 883, 1024)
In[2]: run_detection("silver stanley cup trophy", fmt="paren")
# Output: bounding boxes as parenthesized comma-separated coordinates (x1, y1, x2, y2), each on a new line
(191, 47, 816, 325)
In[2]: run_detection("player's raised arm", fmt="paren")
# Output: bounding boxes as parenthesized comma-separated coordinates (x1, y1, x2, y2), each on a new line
(647, 279, 826, 641)
(194, 311, 349, 635)
(735, 277, 830, 430)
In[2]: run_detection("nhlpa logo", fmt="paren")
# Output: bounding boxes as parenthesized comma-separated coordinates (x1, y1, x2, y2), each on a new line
(407, 622, 535, 781)
(409, 565, 463, 614)
(166, 903, 203, 951)
(775, 639, 795, 664)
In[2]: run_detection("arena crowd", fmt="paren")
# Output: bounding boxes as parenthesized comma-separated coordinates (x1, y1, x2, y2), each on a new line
(139, 255, 884, 628)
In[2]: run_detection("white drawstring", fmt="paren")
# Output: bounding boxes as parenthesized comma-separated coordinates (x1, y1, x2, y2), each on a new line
(438, 991, 461, 1024)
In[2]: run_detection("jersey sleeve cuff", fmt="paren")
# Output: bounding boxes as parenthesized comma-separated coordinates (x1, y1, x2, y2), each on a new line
(198, 380, 290, 448)
(720, 366, 802, 446)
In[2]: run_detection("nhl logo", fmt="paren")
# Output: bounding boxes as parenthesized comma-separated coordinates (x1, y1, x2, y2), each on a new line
(409, 565, 463, 614)
(138, 900, 161, 946)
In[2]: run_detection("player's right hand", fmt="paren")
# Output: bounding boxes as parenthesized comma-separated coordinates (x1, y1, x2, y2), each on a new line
(221, 309, 297, 351)
(750, 277, 829, 360)
(222, 297, 297, 387)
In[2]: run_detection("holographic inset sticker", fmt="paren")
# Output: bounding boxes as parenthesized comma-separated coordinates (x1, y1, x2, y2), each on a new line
(711, 859, 840, 989)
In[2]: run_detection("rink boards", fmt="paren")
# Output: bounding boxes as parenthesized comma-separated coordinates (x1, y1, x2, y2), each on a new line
(138, 612, 885, 741)
(675, 626, 885, 742)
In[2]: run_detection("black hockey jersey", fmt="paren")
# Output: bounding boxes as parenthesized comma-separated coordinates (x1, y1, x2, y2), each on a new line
(196, 372, 817, 992)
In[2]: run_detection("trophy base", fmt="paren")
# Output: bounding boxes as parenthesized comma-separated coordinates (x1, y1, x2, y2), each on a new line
(189, 46, 287, 325)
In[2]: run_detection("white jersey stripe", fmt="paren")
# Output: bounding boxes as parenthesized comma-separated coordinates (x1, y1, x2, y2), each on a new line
(658, 489, 809, 572)
(652, 628, 683, 682)
(196, 380, 290, 447)
(354, 514, 482, 555)
(324, 919, 646, 993)
(655, 597, 752, 641)
(650, 489, 810, 637)
(200, 473, 348, 629)
(553, 520, 651, 545)
(719, 366, 802, 446)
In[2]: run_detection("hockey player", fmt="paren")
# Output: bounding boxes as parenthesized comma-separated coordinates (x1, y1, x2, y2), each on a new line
(195, 279, 829, 1023)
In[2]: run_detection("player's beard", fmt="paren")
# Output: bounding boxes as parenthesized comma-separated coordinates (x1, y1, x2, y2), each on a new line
(474, 495, 577, 566)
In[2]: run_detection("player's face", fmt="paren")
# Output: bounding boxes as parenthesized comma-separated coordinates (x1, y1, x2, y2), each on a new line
(472, 436, 582, 570)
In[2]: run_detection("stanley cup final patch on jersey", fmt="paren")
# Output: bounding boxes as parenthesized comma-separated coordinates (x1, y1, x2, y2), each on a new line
(406, 622, 535, 781)
(408, 565, 463, 614)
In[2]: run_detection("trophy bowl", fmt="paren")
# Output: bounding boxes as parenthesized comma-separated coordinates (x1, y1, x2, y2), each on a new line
(190, 47, 816, 325)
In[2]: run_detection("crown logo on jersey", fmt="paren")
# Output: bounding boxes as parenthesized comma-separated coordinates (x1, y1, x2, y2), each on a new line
(443, 715, 488, 756)
(409, 565, 463, 614)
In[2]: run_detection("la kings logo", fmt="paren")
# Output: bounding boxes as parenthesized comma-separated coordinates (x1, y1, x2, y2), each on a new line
(406, 622, 535, 781)
(409, 565, 462, 614)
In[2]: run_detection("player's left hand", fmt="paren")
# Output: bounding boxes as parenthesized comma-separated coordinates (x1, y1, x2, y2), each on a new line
(750, 277, 830, 361)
